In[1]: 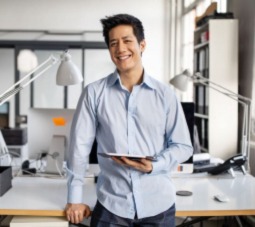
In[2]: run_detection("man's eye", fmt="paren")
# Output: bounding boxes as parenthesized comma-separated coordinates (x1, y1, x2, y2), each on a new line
(110, 42, 117, 47)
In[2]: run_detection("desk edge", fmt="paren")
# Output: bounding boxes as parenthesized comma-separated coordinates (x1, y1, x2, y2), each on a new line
(0, 209, 65, 216)
(176, 210, 255, 217)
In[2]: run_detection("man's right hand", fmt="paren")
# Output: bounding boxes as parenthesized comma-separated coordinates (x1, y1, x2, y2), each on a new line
(65, 203, 91, 224)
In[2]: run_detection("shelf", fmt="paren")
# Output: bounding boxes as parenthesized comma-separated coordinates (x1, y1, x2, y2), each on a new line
(193, 19, 238, 160)
(194, 23, 209, 33)
(200, 147, 209, 153)
(194, 41, 209, 51)
(195, 113, 209, 119)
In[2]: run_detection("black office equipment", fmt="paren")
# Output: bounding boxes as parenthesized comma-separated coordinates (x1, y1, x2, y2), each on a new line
(181, 102, 195, 163)
(207, 154, 246, 176)
(21, 160, 37, 175)
(89, 139, 98, 164)
(1, 127, 28, 145)
(181, 102, 194, 145)
(0, 166, 12, 196)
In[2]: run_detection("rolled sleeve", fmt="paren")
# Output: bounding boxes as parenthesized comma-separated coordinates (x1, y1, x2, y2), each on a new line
(67, 185, 84, 204)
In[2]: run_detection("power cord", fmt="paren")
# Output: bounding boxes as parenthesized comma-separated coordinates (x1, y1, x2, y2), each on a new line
(47, 151, 64, 177)
(13, 151, 64, 179)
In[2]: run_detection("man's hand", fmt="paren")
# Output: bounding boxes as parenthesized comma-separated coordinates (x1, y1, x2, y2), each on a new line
(112, 156, 153, 173)
(65, 203, 91, 224)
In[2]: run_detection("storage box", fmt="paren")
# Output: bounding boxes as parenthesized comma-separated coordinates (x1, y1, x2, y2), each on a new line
(1, 128, 27, 145)
(0, 166, 12, 196)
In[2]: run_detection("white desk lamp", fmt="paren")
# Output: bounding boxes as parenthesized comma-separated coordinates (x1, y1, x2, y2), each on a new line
(170, 69, 252, 172)
(0, 50, 83, 165)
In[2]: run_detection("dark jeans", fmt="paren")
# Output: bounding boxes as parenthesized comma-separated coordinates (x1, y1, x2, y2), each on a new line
(90, 201, 175, 227)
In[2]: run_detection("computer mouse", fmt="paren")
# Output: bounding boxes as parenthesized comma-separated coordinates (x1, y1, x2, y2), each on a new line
(214, 195, 229, 202)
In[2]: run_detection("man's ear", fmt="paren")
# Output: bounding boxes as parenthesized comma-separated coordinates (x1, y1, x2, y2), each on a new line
(140, 39, 146, 53)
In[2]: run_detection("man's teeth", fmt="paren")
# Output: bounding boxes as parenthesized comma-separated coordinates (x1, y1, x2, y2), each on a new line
(118, 56, 129, 60)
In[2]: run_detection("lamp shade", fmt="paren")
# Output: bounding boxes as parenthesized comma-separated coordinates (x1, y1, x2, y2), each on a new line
(56, 52, 83, 86)
(169, 69, 192, 91)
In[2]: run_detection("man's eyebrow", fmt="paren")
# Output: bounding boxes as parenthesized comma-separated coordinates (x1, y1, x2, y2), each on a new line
(109, 35, 132, 43)
(109, 39, 117, 43)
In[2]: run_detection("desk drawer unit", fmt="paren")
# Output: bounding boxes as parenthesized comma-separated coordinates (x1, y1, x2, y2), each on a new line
(10, 216, 68, 227)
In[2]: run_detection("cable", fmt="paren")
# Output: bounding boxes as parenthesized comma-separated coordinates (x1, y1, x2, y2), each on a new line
(54, 158, 63, 177)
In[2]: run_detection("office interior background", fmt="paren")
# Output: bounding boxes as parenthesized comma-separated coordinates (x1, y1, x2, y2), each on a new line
(0, 0, 255, 176)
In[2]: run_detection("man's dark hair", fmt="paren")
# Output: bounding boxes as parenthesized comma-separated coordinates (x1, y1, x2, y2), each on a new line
(100, 14, 145, 47)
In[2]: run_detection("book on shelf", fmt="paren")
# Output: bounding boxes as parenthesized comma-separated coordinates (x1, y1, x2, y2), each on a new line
(204, 119, 208, 149)
(204, 86, 209, 115)
(199, 49, 206, 77)
(195, 117, 209, 151)
(205, 46, 209, 78)
(196, 85, 205, 114)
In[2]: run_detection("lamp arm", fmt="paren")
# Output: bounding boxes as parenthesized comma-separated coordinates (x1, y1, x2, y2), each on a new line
(171, 70, 252, 172)
(198, 80, 248, 106)
(194, 73, 252, 102)
(199, 80, 250, 163)
(0, 55, 58, 105)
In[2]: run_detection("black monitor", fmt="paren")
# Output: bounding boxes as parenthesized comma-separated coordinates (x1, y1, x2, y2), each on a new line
(89, 102, 195, 164)
(89, 139, 98, 164)
(181, 102, 195, 163)
(181, 102, 194, 146)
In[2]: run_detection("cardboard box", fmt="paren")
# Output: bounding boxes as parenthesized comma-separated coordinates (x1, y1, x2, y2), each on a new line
(0, 166, 12, 196)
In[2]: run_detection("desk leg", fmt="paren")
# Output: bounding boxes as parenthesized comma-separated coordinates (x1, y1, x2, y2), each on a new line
(176, 216, 210, 227)
(235, 216, 243, 227)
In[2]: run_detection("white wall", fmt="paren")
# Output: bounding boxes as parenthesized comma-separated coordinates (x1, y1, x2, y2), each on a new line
(0, 0, 169, 83)
(229, 0, 255, 142)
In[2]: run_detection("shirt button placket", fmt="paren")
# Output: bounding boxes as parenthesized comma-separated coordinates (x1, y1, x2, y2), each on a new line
(127, 92, 135, 154)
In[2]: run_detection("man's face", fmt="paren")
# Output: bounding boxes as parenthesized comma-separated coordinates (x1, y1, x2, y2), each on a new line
(108, 25, 145, 74)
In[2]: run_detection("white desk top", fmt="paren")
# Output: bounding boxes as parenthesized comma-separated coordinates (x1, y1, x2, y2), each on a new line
(0, 173, 255, 217)
(173, 173, 255, 216)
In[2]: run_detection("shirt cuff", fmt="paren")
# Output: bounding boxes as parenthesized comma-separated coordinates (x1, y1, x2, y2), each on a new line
(67, 185, 83, 204)
(151, 155, 178, 174)
(151, 158, 165, 173)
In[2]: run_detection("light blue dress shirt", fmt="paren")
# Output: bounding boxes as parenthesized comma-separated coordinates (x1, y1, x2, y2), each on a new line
(67, 70, 193, 219)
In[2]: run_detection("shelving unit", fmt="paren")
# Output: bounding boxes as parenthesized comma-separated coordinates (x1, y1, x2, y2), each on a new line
(193, 19, 238, 159)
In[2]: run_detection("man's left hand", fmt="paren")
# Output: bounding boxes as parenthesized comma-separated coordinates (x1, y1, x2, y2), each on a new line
(112, 156, 152, 173)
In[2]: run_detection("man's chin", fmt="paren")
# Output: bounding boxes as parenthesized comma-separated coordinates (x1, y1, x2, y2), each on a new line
(116, 65, 132, 74)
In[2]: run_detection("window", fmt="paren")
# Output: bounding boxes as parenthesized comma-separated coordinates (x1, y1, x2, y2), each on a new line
(179, 0, 227, 101)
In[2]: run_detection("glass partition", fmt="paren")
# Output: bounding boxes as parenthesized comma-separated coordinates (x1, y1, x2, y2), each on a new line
(84, 49, 115, 86)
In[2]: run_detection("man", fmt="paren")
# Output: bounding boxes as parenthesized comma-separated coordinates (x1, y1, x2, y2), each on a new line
(65, 14, 193, 226)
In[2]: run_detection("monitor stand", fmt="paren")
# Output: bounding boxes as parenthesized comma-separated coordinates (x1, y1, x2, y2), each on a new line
(45, 135, 66, 175)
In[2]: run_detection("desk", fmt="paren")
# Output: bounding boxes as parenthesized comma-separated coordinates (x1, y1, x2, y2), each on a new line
(0, 174, 255, 217)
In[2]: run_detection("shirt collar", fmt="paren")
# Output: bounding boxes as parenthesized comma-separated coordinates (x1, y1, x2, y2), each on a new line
(107, 70, 120, 87)
(107, 69, 156, 90)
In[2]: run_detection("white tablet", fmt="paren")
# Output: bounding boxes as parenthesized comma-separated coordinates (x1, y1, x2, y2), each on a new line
(98, 153, 157, 161)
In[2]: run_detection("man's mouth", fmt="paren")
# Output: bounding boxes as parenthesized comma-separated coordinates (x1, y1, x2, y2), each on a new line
(117, 55, 131, 61)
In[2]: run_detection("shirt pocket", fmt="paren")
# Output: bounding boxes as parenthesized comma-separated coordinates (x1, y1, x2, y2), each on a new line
(135, 104, 166, 135)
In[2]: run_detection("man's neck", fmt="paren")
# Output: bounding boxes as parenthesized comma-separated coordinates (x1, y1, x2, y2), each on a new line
(119, 68, 144, 92)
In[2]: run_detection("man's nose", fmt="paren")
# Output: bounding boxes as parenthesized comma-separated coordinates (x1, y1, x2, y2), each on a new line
(117, 41, 126, 52)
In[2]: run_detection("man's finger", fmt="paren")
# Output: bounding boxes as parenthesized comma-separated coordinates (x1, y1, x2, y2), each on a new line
(112, 156, 126, 165)
(78, 210, 84, 223)
(84, 208, 92, 218)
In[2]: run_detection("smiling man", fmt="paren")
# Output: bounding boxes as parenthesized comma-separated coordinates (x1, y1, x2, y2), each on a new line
(65, 14, 193, 227)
